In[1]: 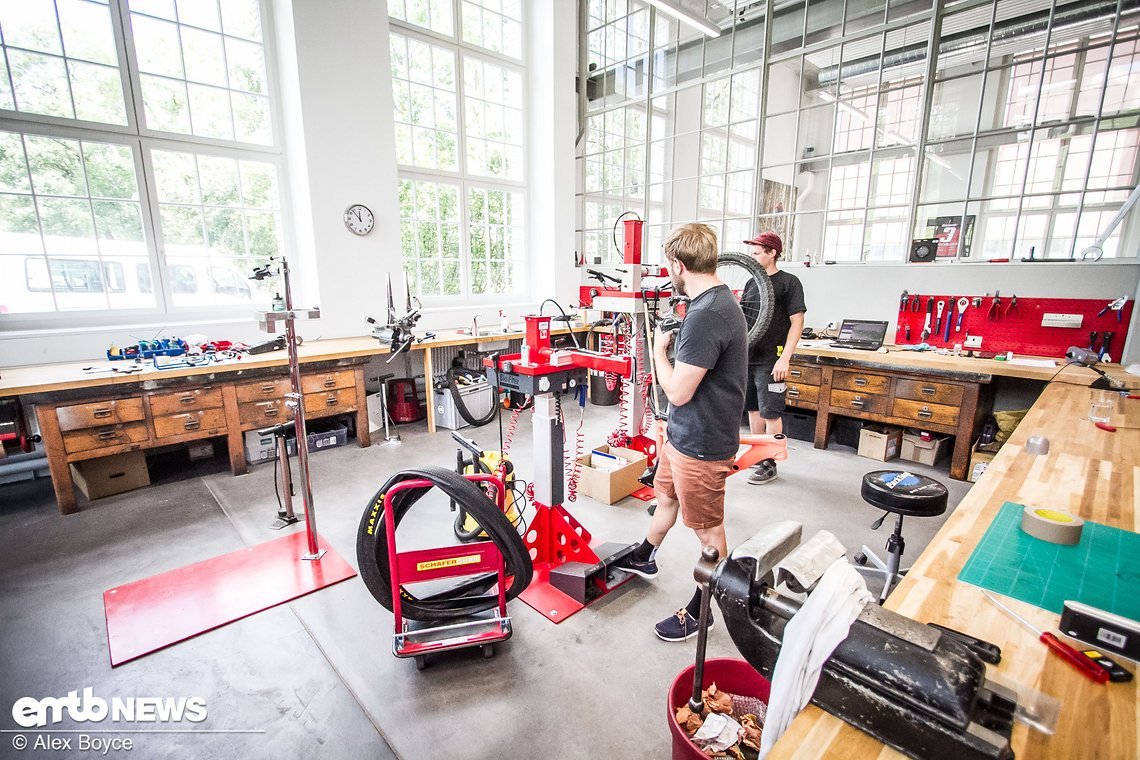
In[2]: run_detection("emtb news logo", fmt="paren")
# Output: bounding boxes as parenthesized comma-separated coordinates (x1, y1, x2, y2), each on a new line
(11, 688, 207, 728)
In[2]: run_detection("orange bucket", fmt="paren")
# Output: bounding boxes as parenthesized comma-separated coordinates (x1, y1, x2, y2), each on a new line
(666, 657, 771, 760)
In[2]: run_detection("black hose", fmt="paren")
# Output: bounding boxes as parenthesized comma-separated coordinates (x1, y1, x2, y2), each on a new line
(444, 367, 499, 427)
(539, 299, 582, 348)
(356, 466, 532, 622)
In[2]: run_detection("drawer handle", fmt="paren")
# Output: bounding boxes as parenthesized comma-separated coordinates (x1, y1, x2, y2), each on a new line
(851, 398, 864, 409)
(918, 408, 933, 419)
(325, 395, 338, 406)
(788, 388, 800, 398)
(854, 378, 868, 387)
(264, 408, 279, 418)
(184, 419, 201, 430)
(179, 395, 195, 404)
(921, 387, 936, 396)
(790, 369, 802, 378)
(260, 384, 276, 393)
(93, 408, 112, 419)
(97, 429, 117, 441)
(323, 378, 336, 388)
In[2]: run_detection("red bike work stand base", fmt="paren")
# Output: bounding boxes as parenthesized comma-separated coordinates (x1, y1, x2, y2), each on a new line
(517, 502, 637, 623)
(103, 531, 356, 666)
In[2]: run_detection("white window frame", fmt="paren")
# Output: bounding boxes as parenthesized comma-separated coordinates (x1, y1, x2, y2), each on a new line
(388, 3, 530, 308)
(0, 0, 289, 330)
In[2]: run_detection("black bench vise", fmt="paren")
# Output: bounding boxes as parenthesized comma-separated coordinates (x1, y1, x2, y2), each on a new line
(712, 522, 1016, 760)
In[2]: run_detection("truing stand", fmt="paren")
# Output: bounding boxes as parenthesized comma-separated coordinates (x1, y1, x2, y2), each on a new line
(256, 257, 324, 559)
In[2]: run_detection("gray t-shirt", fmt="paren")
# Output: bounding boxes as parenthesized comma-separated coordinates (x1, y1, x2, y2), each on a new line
(668, 284, 748, 461)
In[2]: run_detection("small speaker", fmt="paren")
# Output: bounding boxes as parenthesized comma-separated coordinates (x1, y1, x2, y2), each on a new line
(909, 238, 938, 263)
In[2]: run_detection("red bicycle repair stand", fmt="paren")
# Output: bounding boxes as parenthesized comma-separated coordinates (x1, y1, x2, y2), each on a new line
(517, 501, 637, 623)
(386, 477, 512, 669)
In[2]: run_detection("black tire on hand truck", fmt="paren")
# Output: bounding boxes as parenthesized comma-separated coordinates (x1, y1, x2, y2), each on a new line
(356, 466, 532, 623)
(716, 252, 775, 352)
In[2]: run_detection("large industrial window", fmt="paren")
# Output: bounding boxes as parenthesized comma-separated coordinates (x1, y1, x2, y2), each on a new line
(388, 0, 527, 301)
(576, 0, 1140, 263)
(0, 0, 282, 320)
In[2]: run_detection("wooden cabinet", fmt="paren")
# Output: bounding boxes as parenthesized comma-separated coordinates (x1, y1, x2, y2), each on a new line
(785, 360, 823, 411)
(33, 359, 372, 514)
(786, 357, 991, 482)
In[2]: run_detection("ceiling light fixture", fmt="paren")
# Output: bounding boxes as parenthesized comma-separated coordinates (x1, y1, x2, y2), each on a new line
(644, 0, 721, 38)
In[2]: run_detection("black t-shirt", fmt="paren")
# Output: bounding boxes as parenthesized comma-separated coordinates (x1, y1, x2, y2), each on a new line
(668, 284, 747, 461)
(747, 269, 806, 364)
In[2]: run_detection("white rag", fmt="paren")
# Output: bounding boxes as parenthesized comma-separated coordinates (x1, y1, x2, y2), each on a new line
(759, 558, 873, 758)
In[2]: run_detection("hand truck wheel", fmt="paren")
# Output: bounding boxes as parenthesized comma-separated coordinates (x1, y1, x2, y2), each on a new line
(482, 644, 495, 659)
(854, 552, 867, 565)
(415, 655, 427, 671)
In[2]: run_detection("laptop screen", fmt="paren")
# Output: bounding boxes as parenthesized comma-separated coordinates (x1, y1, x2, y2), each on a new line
(837, 320, 888, 344)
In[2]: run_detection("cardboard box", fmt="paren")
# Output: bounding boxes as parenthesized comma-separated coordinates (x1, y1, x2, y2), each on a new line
(969, 440, 1001, 482)
(576, 445, 648, 505)
(366, 391, 386, 433)
(70, 451, 149, 500)
(857, 424, 902, 461)
(244, 429, 278, 465)
(187, 441, 214, 462)
(900, 431, 951, 466)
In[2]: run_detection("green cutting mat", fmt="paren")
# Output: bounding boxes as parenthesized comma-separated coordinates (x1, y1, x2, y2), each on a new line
(958, 502, 1140, 619)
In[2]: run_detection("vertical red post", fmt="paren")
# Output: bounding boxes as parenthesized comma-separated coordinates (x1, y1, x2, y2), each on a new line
(623, 219, 644, 265)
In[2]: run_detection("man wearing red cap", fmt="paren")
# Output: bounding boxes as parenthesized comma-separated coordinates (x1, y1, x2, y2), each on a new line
(742, 231, 806, 484)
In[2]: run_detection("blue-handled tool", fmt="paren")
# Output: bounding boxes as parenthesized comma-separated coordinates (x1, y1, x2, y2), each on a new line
(943, 300, 954, 342)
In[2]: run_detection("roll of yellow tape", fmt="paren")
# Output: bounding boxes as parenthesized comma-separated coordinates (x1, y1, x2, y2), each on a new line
(1020, 506, 1085, 545)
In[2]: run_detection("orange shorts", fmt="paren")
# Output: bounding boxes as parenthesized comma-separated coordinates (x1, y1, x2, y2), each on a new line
(654, 441, 736, 529)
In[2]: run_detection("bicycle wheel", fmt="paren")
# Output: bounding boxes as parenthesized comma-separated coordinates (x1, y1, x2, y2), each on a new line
(716, 252, 774, 350)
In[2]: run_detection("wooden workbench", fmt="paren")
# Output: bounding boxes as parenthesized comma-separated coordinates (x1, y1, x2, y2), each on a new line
(784, 342, 1120, 480)
(1, 327, 587, 512)
(768, 378, 1140, 759)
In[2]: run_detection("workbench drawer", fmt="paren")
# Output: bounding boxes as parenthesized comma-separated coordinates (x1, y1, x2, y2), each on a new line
(892, 398, 959, 427)
(148, 387, 223, 416)
(57, 398, 145, 432)
(236, 377, 292, 403)
(153, 408, 227, 439)
(239, 399, 289, 425)
(787, 364, 821, 385)
(894, 379, 964, 407)
(830, 389, 888, 416)
(301, 370, 355, 394)
(304, 388, 356, 417)
(63, 422, 149, 454)
(786, 383, 820, 406)
(832, 370, 891, 395)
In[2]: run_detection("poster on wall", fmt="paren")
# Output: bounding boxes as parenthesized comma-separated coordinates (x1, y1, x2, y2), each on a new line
(928, 215, 976, 258)
(759, 179, 794, 252)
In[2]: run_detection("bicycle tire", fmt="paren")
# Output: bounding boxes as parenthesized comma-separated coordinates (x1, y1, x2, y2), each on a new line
(716, 252, 774, 351)
(356, 466, 532, 622)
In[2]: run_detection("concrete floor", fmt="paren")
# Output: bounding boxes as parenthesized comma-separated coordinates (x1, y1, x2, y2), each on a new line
(0, 405, 971, 759)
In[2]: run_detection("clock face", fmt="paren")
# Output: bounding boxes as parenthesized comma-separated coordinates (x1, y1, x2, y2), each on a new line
(344, 204, 375, 236)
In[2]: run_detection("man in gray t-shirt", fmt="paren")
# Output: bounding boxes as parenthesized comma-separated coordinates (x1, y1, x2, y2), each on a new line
(619, 222, 747, 643)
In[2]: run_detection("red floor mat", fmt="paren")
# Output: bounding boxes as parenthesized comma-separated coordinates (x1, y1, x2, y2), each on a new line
(104, 531, 356, 666)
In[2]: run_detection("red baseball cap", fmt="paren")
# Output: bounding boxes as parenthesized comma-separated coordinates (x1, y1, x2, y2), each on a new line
(744, 232, 783, 254)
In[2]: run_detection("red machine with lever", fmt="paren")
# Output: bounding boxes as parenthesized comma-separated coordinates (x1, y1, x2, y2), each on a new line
(483, 315, 637, 623)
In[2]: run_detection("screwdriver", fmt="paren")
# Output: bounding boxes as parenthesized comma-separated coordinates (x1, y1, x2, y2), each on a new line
(983, 591, 1108, 684)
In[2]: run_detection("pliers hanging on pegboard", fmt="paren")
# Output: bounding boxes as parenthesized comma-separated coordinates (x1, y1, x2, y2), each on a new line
(1097, 295, 1128, 322)
(1004, 294, 1020, 318)
(987, 291, 1002, 321)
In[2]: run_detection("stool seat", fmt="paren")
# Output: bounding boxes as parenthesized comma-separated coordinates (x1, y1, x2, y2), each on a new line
(861, 471, 948, 517)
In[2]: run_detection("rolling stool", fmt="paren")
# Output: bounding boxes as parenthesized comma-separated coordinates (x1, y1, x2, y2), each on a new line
(853, 471, 948, 604)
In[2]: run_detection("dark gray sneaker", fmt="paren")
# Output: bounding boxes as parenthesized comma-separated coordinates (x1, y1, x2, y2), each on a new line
(620, 555, 658, 578)
(654, 609, 712, 642)
(747, 458, 778, 485)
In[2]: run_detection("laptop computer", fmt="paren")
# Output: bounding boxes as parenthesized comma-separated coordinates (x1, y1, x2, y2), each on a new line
(830, 319, 889, 350)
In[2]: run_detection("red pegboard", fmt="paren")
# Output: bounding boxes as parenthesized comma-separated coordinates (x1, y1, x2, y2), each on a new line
(895, 294, 1133, 359)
